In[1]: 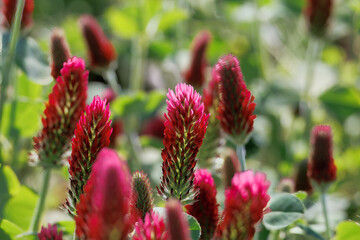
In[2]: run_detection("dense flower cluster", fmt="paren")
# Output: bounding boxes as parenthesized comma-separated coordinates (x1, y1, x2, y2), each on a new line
(304, 0, 333, 37)
(157, 83, 209, 204)
(31, 57, 88, 168)
(295, 159, 313, 194)
(133, 212, 168, 240)
(38, 224, 63, 240)
(166, 199, 191, 240)
(50, 28, 71, 79)
(2, 0, 34, 29)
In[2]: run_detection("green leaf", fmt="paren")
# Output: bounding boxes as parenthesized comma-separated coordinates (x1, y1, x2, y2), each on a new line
(0, 219, 23, 240)
(0, 166, 21, 219)
(263, 193, 304, 230)
(105, 8, 139, 38)
(334, 221, 360, 240)
(56, 220, 75, 236)
(319, 86, 360, 123)
(158, 9, 188, 31)
(297, 224, 325, 240)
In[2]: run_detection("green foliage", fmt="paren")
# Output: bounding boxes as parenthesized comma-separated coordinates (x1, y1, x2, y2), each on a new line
(56, 220, 75, 237)
(334, 221, 360, 240)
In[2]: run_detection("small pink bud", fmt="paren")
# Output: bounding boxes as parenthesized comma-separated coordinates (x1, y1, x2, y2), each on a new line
(50, 28, 71, 79)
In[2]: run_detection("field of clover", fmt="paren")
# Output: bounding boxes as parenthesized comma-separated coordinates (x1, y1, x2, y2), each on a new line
(1, 0, 360, 239)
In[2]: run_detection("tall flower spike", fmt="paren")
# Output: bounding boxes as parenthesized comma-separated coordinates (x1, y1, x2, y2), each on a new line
(31, 57, 88, 168)
(295, 159, 313, 194)
(304, 0, 333, 37)
(186, 169, 219, 240)
(130, 171, 154, 223)
(157, 83, 209, 204)
(38, 224, 63, 240)
(166, 199, 191, 240)
(64, 96, 112, 216)
(308, 125, 336, 185)
(215, 54, 256, 145)
(133, 212, 169, 240)
(216, 171, 270, 240)
(184, 30, 212, 90)
(79, 14, 117, 68)
(2, 0, 34, 29)
(50, 28, 71, 79)
(75, 148, 132, 240)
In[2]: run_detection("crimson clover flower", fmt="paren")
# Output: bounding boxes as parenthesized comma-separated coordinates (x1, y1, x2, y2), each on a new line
(295, 159, 313, 194)
(304, 0, 333, 37)
(38, 224, 63, 240)
(166, 199, 191, 240)
(216, 171, 270, 240)
(157, 83, 209, 204)
(2, 0, 34, 29)
(185, 169, 219, 240)
(75, 148, 131, 240)
(222, 149, 241, 188)
(308, 125, 336, 185)
(214, 54, 256, 145)
(133, 212, 169, 240)
(31, 57, 88, 168)
(64, 96, 112, 216)
(50, 28, 71, 79)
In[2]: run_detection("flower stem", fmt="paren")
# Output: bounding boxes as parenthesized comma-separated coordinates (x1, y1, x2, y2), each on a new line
(320, 186, 331, 240)
(103, 69, 121, 94)
(29, 169, 51, 232)
(236, 144, 246, 172)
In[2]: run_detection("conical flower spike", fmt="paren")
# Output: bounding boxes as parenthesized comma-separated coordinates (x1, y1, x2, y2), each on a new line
(216, 171, 270, 240)
(38, 224, 63, 240)
(2, 0, 34, 29)
(304, 0, 333, 37)
(214, 54, 256, 145)
(157, 83, 209, 204)
(31, 57, 88, 168)
(294, 159, 313, 194)
(186, 169, 219, 240)
(64, 96, 112, 216)
(133, 212, 169, 240)
(50, 28, 71, 79)
(75, 148, 131, 240)
(308, 125, 336, 185)
(166, 199, 191, 240)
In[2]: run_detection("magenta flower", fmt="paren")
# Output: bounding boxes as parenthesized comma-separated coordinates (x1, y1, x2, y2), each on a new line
(157, 83, 209, 204)
(133, 212, 169, 240)
(50, 28, 71, 79)
(2, 0, 34, 29)
(304, 0, 333, 37)
(38, 224, 63, 240)
(216, 171, 270, 240)
(186, 169, 219, 240)
(31, 57, 88, 168)
(75, 148, 131, 240)
(166, 199, 191, 240)
(64, 96, 112, 216)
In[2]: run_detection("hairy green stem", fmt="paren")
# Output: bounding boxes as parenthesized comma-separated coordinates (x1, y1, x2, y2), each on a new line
(320, 186, 331, 240)
(236, 144, 246, 172)
(29, 169, 51, 232)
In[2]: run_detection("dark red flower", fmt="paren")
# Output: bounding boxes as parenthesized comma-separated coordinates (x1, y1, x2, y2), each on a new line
(78, 15, 117, 68)
(64, 96, 112, 216)
(102, 88, 117, 103)
(184, 30, 212, 90)
(308, 125, 337, 184)
(202, 69, 219, 113)
(215, 54, 256, 145)
(109, 119, 123, 148)
(166, 199, 191, 240)
(31, 57, 88, 168)
(140, 116, 165, 140)
(157, 83, 209, 204)
(304, 0, 333, 37)
(222, 149, 241, 188)
(2, 0, 34, 29)
(50, 28, 71, 79)
(216, 171, 270, 240)
(75, 148, 131, 240)
(133, 212, 168, 240)
(186, 169, 219, 240)
(38, 224, 63, 240)
(295, 159, 313, 194)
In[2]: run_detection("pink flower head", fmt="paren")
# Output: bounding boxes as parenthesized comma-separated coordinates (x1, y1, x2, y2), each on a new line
(304, 0, 333, 37)
(102, 88, 117, 103)
(75, 148, 132, 240)
(308, 125, 337, 184)
(79, 15, 117, 68)
(133, 212, 169, 240)
(166, 199, 191, 240)
(186, 169, 219, 240)
(157, 83, 209, 204)
(184, 30, 212, 89)
(38, 224, 63, 240)
(215, 54, 256, 145)
(2, 0, 34, 29)
(31, 57, 88, 168)
(50, 28, 72, 79)
(216, 171, 270, 240)
(64, 95, 112, 216)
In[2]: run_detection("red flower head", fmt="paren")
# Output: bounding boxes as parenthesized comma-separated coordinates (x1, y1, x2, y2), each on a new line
(295, 159, 313, 194)
(102, 88, 117, 103)
(38, 224, 63, 240)
(308, 125, 337, 185)
(186, 169, 219, 240)
(133, 212, 169, 240)
(2, 0, 34, 29)
(78, 14, 117, 68)
(166, 199, 191, 240)
(202, 68, 220, 113)
(214, 54, 256, 145)
(304, 0, 333, 37)
(130, 171, 154, 223)
(222, 149, 241, 188)
(140, 115, 165, 140)
(31, 57, 88, 168)
(216, 171, 270, 240)
(50, 28, 71, 79)
(64, 95, 112, 216)
(184, 30, 212, 90)
(157, 83, 209, 204)
(75, 148, 132, 240)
